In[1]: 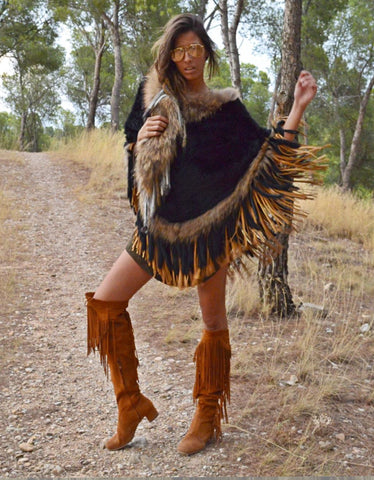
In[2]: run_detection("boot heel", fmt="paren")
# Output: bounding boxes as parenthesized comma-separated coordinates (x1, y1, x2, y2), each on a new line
(145, 404, 158, 422)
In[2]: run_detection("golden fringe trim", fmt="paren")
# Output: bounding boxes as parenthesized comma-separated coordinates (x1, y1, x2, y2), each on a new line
(193, 329, 231, 440)
(85, 293, 131, 379)
(131, 137, 328, 288)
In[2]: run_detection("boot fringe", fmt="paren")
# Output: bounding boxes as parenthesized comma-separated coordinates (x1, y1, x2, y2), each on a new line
(85, 293, 135, 379)
(193, 329, 231, 439)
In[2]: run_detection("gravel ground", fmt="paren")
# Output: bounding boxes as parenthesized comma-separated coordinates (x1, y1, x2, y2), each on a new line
(0, 152, 247, 478)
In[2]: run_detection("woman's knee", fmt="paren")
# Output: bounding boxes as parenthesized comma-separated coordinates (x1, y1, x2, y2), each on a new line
(94, 249, 152, 302)
(202, 313, 227, 331)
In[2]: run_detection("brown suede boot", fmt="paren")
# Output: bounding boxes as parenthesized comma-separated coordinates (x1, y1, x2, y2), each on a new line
(177, 329, 231, 455)
(86, 292, 158, 450)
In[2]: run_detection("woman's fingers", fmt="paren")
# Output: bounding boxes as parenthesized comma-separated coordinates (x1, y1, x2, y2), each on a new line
(145, 116, 168, 135)
(138, 115, 169, 141)
(298, 70, 317, 89)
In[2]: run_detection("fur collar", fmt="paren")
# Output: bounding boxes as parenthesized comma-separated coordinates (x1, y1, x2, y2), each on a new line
(144, 68, 240, 123)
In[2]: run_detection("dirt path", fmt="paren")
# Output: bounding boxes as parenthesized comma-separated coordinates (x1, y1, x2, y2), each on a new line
(0, 152, 245, 478)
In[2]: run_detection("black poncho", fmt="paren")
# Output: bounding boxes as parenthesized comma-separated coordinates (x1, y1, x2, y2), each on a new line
(124, 74, 325, 288)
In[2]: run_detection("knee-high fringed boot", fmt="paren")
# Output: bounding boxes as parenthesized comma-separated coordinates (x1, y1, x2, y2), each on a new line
(177, 328, 231, 455)
(85, 292, 158, 450)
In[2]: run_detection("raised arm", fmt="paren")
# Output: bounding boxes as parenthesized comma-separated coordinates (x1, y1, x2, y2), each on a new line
(283, 70, 317, 141)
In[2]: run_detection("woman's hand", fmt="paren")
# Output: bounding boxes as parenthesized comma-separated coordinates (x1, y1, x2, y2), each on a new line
(294, 70, 317, 110)
(283, 71, 317, 140)
(137, 115, 169, 142)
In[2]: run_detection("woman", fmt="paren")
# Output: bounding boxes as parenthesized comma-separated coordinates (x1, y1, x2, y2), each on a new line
(86, 13, 322, 455)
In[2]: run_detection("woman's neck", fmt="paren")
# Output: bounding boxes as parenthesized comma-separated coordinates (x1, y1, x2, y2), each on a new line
(185, 81, 209, 96)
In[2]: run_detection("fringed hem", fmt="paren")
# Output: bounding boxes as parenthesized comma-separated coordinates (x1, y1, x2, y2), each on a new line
(131, 134, 328, 288)
(193, 329, 231, 440)
(85, 293, 131, 378)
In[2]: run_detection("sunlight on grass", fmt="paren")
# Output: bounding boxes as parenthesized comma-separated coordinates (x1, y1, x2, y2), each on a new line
(0, 190, 18, 306)
(50, 128, 127, 201)
(301, 185, 374, 252)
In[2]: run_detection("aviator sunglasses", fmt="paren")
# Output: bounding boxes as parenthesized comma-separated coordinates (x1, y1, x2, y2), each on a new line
(171, 43, 205, 62)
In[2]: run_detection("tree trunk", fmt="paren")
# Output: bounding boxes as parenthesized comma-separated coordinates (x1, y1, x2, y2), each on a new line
(103, 1, 123, 133)
(341, 73, 374, 191)
(18, 111, 27, 151)
(257, 0, 302, 318)
(258, 233, 296, 316)
(339, 127, 346, 181)
(86, 20, 106, 130)
(219, 0, 244, 93)
(276, 0, 303, 116)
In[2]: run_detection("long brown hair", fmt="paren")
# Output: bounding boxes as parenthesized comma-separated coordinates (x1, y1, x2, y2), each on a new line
(152, 13, 218, 100)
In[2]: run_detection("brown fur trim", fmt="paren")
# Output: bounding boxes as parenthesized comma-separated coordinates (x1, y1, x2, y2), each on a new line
(134, 93, 182, 197)
(143, 67, 240, 120)
(180, 87, 240, 123)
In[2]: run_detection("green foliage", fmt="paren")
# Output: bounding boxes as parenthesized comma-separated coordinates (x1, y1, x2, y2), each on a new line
(305, 0, 374, 189)
(66, 41, 113, 124)
(209, 53, 271, 126)
(0, 111, 19, 149)
(0, 0, 64, 150)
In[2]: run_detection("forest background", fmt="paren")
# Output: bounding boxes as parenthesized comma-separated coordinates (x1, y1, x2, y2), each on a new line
(0, 0, 374, 195)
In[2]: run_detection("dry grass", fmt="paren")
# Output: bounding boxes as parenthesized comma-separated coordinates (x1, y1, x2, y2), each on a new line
(0, 191, 15, 305)
(225, 226, 374, 474)
(0, 149, 24, 163)
(50, 129, 127, 202)
(301, 185, 374, 252)
(221, 187, 374, 475)
(0, 156, 25, 311)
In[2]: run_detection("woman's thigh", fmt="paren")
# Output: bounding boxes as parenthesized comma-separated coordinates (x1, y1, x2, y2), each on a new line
(94, 249, 152, 302)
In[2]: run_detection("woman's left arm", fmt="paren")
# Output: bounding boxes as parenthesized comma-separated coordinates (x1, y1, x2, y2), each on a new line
(283, 70, 317, 141)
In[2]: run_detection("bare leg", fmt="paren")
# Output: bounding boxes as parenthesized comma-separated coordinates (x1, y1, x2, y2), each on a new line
(94, 249, 152, 302)
(197, 265, 228, 331)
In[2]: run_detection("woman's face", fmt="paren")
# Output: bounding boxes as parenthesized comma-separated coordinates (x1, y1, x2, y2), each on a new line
(172, 31, 207, 85)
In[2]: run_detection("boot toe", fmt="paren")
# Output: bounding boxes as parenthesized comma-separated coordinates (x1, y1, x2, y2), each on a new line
(105, 432, 134, 451)
(177, 433, 210, 455)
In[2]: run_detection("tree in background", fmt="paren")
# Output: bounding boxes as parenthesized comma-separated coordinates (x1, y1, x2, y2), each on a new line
(3, 65, 63, 151)
(301, 0, 374, 192)
(0, 0, 45, 58)
(219, 0, 244, 93)
(1, 0, 63, 150)
(331, 0, 374, 191)
(0, 111, 19, 149)
(209, 54, 271, 126)
(257, 0, 302, 317)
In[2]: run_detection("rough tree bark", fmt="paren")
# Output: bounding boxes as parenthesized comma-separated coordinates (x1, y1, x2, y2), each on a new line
(257, 0, 303, 317)
(86, 19, 106, 130)
(341, 73, 374, 191)
(18, 111, 27, 151)
(219, 0, 244, 93)
(339, 128, 346, 178)
(102, 0, 123, 132)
